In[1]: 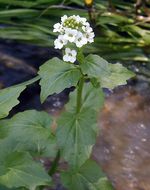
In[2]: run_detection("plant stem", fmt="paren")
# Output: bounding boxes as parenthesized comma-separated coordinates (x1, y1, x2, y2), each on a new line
(48, 150, 60, 176)
(76, 77, 84, 113)
(76, 49, 85, 113)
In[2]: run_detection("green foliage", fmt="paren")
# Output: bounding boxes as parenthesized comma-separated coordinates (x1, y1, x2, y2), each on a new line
(0, 110, 55, 189)
(0, 5, 137, 189)
(62, 159, 115, 190)
(0, 150, 51, 189)
(66, 82, 104, 112)
(0, 76, 40, 119)
(81, 54, 110, 80)
(96, 177, 114, 190)
(0, 9, 39, 17)
(61, 159, 105, 190)
(0, 110, 57, 157)
(0, 86, 26, 119)
(0, 186, 26, 190)
(81, 54, 135, 89)
(38, 57, 81, 103)
(0, 0, 150, 69)
(100, 63, 135, 89)
(0, 50, 134, 190)
(56, 107, 97, 167)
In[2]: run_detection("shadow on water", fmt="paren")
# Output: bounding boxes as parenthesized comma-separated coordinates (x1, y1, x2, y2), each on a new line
(0, 39, 150, 190)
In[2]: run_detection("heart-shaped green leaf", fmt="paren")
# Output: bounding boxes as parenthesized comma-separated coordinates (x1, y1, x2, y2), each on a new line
(38, 57, 81, 103)
(100, 63, 135, 89)
(56, 108, 97, 167)
(81, 54, 110, 79)
(0, 110, 56, 157)
(61, 159, 105, 190)
(0, 151, 51, 190)
(81, 54, 135, 89)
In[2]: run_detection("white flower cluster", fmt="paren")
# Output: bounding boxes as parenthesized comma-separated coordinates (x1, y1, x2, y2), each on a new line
(53, 15, 95, 63)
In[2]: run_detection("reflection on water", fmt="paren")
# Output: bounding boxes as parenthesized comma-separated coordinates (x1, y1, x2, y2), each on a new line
(93, 86, 150, 190)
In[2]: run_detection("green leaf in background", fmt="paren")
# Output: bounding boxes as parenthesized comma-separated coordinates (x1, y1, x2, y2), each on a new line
(0, 0, 149, 67)
(0, 86, 26, 119)
(0, 9, 39, 18)
(66, 82, 104, 112)
(0, 151, 51, 189)
(81, 54, 135, 89)
(0, 110, 57, 157)
(38, 57, 81, 103)
(61, 159, 105, 190)
(0, 186, 26, 190)
(97, 12, 133, 26)
(56, 108, 98, 167)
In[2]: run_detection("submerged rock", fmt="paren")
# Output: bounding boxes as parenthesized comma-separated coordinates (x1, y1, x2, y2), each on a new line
(93, 86, 150, 190)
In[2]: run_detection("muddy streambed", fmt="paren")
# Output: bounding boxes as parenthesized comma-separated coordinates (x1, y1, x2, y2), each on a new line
(0, 40, 150, 190)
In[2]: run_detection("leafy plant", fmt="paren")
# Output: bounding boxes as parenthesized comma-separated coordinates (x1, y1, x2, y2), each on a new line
(0, 0, 150, 66)
(0, 15, 135, 190)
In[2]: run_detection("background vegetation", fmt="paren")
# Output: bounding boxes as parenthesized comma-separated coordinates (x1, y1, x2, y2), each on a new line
(0, 0, 150, 78)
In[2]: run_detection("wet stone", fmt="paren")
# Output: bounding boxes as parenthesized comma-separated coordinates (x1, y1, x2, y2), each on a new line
(93, 86, 150, 190)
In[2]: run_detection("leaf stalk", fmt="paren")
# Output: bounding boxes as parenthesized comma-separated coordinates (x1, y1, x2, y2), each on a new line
(48, 150, 61, 176)
(76, 77, 84, 113)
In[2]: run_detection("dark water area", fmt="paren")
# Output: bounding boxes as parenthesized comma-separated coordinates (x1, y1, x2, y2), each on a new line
(0, 39, 150, 190)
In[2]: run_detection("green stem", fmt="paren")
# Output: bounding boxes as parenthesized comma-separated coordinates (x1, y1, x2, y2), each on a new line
(76, 49, 85, 113)
(48, 150, 60, 176)
(77, 48, 84, 64)
(76, 77, 84, 113)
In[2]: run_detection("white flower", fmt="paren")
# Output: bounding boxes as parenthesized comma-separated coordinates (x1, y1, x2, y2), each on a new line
(54, 35, 67, 49)
(84, 22, 90, 27)
(53, 15, 95, 51)
(86, 32, 95, 43)
(80, 17, 87, 25)
(61, 15, 68, 23)
(75, 15, 81, 23)
(53, 23, 62, 33)
(63, 48, 77, 63)
(64, 28, 78, 43)
(82, 25, 93, 33)
(75, 32, 87, 48)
